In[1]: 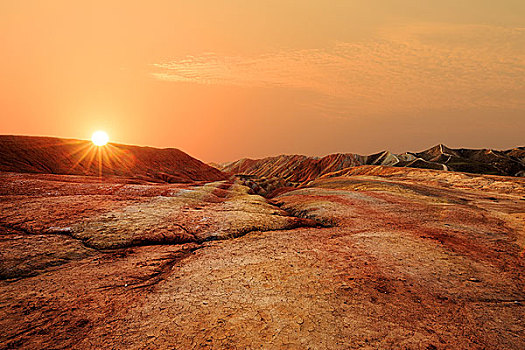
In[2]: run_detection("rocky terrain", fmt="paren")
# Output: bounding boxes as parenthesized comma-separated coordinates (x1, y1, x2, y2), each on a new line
(1, 137, 524, 349)
(220, 144, 525, 182)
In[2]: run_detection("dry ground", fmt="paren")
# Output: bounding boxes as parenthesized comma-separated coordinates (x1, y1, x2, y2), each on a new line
(0, 169, 523, 349)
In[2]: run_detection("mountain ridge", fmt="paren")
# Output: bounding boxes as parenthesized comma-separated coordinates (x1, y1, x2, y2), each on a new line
(219, 144, 525, 181)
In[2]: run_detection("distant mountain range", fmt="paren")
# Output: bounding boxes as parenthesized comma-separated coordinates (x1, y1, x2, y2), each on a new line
(219, 144, 525, 182)
(0, 135, 226, 183)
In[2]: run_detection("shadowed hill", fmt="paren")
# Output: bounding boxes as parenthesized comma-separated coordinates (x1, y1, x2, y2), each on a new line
(220, 154, 365, 183)
(0, 135, 227, 183)
(413, 144, 525, 176)
(220, 145, 525, 182)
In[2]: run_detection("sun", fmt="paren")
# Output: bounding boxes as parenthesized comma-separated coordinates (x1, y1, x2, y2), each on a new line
(91, 131, 109, 146)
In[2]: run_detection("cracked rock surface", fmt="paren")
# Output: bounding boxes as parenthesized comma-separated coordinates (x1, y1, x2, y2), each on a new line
(1, 169, 524, 349)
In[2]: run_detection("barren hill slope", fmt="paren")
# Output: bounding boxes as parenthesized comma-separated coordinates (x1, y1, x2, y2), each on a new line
(221, 153, 365, 183)
(0, 135, 227, 183)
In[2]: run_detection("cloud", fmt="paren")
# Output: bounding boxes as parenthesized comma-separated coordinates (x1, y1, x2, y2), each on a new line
(151, 24, 525, 117)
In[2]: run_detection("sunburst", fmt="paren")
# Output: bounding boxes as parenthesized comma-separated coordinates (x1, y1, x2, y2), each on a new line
(91, 131, 109, 146)
(65, 133, 135, 178)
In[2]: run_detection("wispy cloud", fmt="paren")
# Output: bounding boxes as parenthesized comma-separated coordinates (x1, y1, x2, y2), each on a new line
(152, 24, 525, 117)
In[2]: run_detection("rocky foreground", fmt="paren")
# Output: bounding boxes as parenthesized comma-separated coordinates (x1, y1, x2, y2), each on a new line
(0, 165, 524, 349)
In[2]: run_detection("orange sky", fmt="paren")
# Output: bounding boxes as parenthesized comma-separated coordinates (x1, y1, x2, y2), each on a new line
(1, 1, 524, 162)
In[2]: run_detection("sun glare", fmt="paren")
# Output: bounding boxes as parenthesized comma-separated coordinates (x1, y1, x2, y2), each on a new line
(92, 131, 109, 146)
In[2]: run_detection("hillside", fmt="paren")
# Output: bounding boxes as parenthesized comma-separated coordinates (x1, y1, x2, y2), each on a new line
(0, 135, 227, 183)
